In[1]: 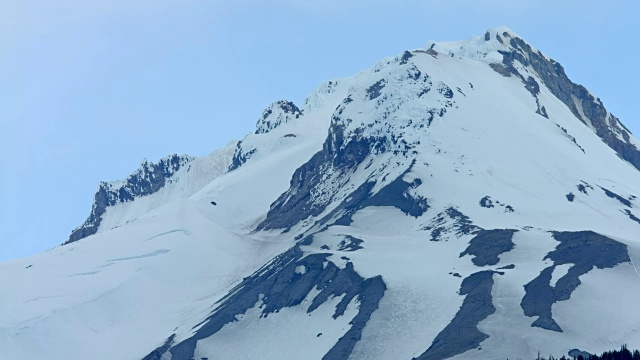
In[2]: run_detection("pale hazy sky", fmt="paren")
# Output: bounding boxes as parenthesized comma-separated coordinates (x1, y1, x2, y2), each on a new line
(1, 1, 638, 261)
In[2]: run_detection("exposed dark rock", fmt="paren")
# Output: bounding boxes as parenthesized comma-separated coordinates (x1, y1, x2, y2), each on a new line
(489, 62, 512, 77)
(255, 100, 303, 135)
(498, 264, 515, 270)
(254, 131, 369, 231)
(320, 163, 429, 227)
(228, 141, 257, 171)
(600, 186, 632, 207)
(141, 335, 175, 360)
(337, 235, 364, 252)
(499, 36, 640, 172)
(400, 50, 414, 65)
(536, 104, 548, 118)
(66, 154, 193, 244)
(321, 181, 376, 227)
(520, 231, 630, 332)
(460, 229, 518, 266)
(479, 196, 494, 208)
(256, 115, 421, 231)
(415, 271, 500, 360)
(146, 244, 386, 360)
(550, 231, 630, 274)
(367, 79, 387, 100)
(321, 272, 386, 360)
(425, 48, 438, 57)
(479, 196, 514, 212)
(566, 193, 575, 202)
(406, 65, 422, 81)
(437, 83, 453, 99)
(532, 316, 563, 333)
(569, 349, 592, 359)
(577, 182, 593, 194)
(359, 170, 427, 217)
(556, 125, 585, 153)
(424, 207, 479, 242)
(525, 76, 540, 97)
(624, 209, 640, 225)
(521, 266, 562, 332)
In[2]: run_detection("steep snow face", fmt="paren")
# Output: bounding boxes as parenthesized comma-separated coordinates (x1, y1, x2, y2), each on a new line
(427, 26, 640, 171)
(254, 34, 640, 240)
(68, 77, 350, 244)
(65, 145, 240, 244)
(95, 143, 237, 235)
(4, 28, 640, 360)
(228, 79, 349, 172)
(0, 199, 293, 360)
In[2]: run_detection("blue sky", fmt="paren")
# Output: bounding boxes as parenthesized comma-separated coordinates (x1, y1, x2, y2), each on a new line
(1, 0, 638, 261)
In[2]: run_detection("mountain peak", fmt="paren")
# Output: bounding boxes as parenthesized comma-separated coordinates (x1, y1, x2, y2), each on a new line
(13, 28, 640, 360)
(424, 26, 534, 63)
(491, 25, 520, 38)
(255, 100, 303, 134)
(422, 27, 639, 172)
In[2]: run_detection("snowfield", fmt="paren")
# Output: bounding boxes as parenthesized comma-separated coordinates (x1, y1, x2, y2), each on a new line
(2, 27, 640, 360)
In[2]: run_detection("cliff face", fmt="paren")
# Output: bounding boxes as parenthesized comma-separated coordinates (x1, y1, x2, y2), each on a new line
(494, 32, 640, 170)
(255, 100, 303, 135)
(65, 154, 194, 244)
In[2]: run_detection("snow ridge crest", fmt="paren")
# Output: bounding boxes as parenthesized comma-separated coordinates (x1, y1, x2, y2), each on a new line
(65, 153, 194, 244)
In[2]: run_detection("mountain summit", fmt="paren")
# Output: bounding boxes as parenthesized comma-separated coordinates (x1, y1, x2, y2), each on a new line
(3, 28, 640, 360)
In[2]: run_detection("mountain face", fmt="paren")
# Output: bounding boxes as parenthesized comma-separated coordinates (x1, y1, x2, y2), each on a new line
(65, 154, 195, 244)
(3, 27, 640, 360)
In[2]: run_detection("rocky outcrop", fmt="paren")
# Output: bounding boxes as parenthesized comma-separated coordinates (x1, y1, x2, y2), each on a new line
(254, 118, 389, 231)
(255, 100, 303, 135)
(143, 241, 386, 360)
(228, 141, 257, 171)
(520, 231, 630, 332)
(460, 229, 518, 267)
(496, 32, 640, 171)
(415, 271, 502, 360)
(65, 154, 194, 244)
(228, 100, 304, 172)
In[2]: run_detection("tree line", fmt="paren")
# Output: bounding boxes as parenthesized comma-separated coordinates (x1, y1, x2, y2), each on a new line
(525, 345, 640, 360)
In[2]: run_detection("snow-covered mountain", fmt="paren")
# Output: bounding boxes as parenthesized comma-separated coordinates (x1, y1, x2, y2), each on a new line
(3, 27, 640, 360)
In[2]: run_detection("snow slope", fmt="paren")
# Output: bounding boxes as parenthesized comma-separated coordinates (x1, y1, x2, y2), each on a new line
(3, 27, 640, 360)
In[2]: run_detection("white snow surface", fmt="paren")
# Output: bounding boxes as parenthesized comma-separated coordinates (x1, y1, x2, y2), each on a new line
(3, 28, 640, 360)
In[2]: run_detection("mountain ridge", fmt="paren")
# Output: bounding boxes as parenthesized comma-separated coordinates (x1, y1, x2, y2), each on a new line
(68, 27, 639, 244)
(8, 27, 640, 360)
